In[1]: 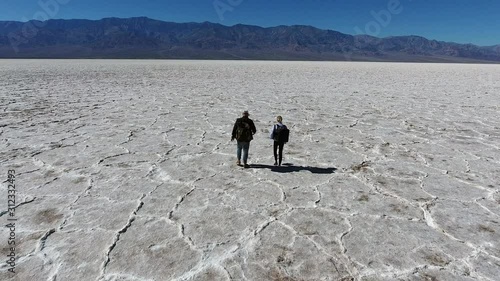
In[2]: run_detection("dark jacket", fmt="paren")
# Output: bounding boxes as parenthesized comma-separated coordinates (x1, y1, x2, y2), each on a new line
(232, 117, 257, 142)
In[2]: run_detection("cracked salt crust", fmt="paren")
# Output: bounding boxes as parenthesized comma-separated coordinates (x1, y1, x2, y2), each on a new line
(0, 60, 499, 281)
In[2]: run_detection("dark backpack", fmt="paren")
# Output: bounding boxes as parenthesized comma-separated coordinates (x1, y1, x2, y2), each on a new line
(274, 125, 289, 143)
(236, 120, 253, 142)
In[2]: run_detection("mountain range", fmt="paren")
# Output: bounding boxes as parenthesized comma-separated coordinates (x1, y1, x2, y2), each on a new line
(1, 17, 499, 63)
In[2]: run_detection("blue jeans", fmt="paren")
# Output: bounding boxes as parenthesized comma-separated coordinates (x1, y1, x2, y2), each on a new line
(237, 141, 250, 163)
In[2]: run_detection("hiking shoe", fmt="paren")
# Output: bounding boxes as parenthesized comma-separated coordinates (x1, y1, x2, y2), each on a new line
(236, 160, 241, 166)
(243, 163, 250, 168)
(274, 161, 278, 166)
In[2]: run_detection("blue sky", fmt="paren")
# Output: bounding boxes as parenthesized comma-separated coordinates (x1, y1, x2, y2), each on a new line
(1, 0, 499, 46)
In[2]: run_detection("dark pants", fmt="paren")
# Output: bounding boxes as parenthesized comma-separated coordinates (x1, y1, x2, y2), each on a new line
(273, 141, 285, 165)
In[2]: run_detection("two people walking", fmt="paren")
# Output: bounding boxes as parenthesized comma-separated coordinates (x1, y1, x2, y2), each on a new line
(231, 111, 288, 168)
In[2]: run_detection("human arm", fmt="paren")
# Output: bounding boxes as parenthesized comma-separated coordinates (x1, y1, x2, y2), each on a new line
(250, 120, 257, 135)
(269, 125, 275, 139)
(231, 119, 238, 141)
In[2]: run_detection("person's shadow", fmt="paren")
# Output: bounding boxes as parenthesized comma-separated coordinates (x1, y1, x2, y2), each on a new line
(250, 163, 336, 174)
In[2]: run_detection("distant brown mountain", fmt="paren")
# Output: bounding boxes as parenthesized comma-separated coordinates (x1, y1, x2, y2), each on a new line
(1, 17, 499, 63)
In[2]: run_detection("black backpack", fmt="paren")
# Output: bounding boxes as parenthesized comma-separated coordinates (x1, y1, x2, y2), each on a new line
(274, 125, 289, 143)
(236, 120, 253, 142)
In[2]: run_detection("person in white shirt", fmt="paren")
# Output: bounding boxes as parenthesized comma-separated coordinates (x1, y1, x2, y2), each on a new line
(269, 115, 288, 166)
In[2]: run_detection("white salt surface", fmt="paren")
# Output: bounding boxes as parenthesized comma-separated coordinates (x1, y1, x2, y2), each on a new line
(1, 60, 500, 281)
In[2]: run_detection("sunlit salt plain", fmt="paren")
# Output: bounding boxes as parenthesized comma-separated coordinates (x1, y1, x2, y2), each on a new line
(1, 60, 500, 281)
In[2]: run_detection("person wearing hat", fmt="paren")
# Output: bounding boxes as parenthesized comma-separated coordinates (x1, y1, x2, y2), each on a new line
(231, 111, 257, 168)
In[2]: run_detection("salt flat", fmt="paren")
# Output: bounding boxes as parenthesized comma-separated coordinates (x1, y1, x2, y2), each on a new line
(1, 60, 499, 281)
